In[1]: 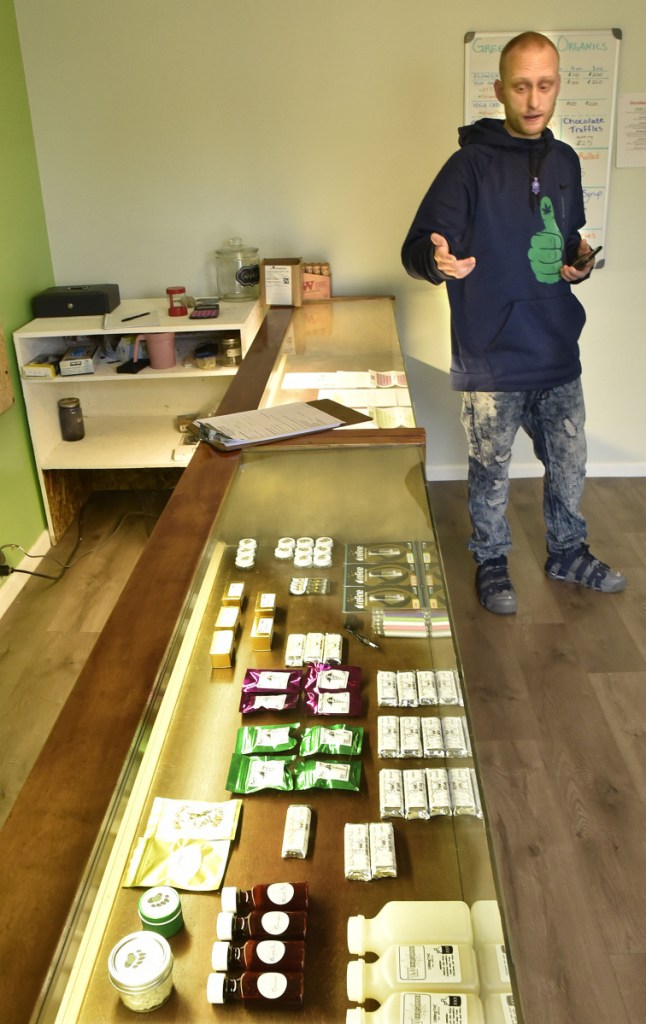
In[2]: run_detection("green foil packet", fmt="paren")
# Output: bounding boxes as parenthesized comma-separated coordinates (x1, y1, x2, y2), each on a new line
(226, 753, 296, 793)
(299, 724, 364, 758)
(234, 723, 300, 755)
(293, 758, 362, 792)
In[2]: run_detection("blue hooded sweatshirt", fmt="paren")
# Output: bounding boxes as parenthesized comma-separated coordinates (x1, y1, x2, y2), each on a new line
(401, 118, 587, 392)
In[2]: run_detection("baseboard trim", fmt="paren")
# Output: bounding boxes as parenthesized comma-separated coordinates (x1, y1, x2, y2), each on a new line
(0, 531, 49, 621)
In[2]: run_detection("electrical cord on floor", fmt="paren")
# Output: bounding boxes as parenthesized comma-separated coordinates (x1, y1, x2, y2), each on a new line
(0, 506, 159, 583)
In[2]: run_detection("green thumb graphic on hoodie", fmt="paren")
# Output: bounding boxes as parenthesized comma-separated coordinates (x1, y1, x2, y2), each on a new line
(528, 196, 564, 284)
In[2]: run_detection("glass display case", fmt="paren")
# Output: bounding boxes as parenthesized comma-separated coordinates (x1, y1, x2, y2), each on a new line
(51, 440, 503, 1023)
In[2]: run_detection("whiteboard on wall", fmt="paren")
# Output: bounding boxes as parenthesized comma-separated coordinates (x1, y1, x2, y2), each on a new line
(464, 29, 622, 264)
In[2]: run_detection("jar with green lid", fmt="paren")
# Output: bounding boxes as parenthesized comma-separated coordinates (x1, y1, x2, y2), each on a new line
(138, 885, 184, 938)
(108, 931, 174, 1013)
(215, 237, 260, 301)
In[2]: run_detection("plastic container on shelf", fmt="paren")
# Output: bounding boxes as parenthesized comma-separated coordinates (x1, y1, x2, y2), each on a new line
(221, 882, 308, 913)
(346, 991, 485, 1024)
(347, 901, 473, 956)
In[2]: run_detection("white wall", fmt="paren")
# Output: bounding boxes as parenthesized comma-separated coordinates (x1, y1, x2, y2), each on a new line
(14, 0, 646, 478)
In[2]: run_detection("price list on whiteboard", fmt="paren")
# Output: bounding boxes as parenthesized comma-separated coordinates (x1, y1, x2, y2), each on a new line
(464, 29, 622, 260)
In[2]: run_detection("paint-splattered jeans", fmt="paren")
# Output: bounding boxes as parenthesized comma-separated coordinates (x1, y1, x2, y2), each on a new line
(460, 378, 588, 564)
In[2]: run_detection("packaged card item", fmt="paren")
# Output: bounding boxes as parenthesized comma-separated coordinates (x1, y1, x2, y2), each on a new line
(124, 835, 232, 891)
(239, 692, 300, 714)
(281, 804, 312, 859)
(225, 754, 295, 794)
(378, 715, 400, 758)
(322, 633, 343, 664)
(293, 758, 361, 792)
(369, 822, 397, 878)
(233, 723, 300, 755)
(425, 768, 452, 816)
(344, 823, 371, 881)
(403, 769, 430, 820)
(416, 670, 439, 705)
(377, 670, 398, 708)
(303, 632, 325, 663)
(285, 633, 306, 667)
(421, 716, 445, 758)
(299, 724, 364, 758)
(442, 716, 472, 758)
(448, 768, 483, 817)
(379, 769, 405, 818)
(399, 716, 423, 758)
(436, 669, 463, 705)
(241, 669, 302, 695)
(397, 670, 419, 707)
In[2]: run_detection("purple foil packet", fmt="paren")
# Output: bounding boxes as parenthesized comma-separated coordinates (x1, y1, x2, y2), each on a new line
(239, 691, 301, 714)
(303, 688, 363, 717)
(303, 663, 362, 692)
(242, 668, 303, 695)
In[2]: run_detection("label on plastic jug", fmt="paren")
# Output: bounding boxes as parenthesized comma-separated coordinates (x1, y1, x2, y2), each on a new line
(397, 944, 461, 983)
(401, 993, 468, 1024)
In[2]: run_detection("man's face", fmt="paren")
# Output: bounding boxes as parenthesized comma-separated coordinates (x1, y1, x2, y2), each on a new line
(494, 43, 560, 139)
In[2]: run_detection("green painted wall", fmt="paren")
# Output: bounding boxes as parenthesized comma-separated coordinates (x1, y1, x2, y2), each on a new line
(0, 0, 54, 568)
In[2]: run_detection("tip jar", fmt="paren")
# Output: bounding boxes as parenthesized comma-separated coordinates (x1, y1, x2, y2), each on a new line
(215, 237, 260, 301)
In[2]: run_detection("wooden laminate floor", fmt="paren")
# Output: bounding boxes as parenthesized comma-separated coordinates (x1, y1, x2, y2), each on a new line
(429, 476, 646, 1024)
(1, 477, 645, 1024)
(0, 489, 170, 830)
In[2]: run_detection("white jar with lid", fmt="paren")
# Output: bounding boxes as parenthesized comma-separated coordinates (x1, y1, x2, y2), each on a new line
(108, 930, 173, 1012)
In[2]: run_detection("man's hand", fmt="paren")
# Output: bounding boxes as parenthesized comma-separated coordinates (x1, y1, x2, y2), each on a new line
(431, 233, 476, 279)
(561, 241, 596, 282)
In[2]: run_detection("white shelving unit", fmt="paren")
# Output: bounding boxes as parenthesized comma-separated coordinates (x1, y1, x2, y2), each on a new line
(14, 297, 265, 539)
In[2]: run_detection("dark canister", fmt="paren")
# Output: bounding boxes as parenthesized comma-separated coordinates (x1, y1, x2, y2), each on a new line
(58, 397, 85, 441)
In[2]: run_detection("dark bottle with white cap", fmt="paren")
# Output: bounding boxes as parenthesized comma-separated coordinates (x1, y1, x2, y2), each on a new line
(216, 909, 307, 942)
(206, 970, 304, 1007)
(211, 938, 306, 973)
(221, 882, 309, 914)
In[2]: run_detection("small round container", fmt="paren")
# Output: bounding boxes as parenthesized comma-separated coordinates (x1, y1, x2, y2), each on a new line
(217, 331, 243, 366)
(108, 931, 173, 1013)
(58, 397, 85, 441)
(138, 885, 184, 938)
(238, 538, 257, 551)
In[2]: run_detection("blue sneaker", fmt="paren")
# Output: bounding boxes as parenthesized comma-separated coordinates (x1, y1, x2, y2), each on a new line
(476, 556, 517, 615)
(545, 543, 626, 593)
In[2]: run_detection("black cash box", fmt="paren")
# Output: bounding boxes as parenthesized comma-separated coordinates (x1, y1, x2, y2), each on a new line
(31, 284, 120, 318)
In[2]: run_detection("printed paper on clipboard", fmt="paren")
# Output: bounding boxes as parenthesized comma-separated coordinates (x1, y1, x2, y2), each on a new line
(193, 400, 372, 451)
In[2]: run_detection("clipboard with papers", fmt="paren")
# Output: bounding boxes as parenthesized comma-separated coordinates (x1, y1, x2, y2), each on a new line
(192, 400, 372, 451)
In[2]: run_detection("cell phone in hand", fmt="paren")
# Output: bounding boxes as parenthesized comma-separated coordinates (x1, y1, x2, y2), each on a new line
(572, 245, 602, 270)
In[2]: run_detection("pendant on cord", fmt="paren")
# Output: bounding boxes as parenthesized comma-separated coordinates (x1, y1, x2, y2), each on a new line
(531, 177, 541, 196)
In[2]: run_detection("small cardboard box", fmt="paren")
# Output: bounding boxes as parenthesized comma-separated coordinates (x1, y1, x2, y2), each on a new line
(21, 352, 63, 378)
(60, 341, 101, 376)
(302, 263, 332, 302)
(260, 258, 303, 307)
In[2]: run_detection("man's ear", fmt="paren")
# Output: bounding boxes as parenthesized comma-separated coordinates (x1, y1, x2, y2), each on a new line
(493, 79, 504, 103)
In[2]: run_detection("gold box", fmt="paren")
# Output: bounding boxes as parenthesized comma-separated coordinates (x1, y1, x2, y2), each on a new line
(250, 615, 274, 652)
(222, 582, 245, 607)
(210, 629, 235, 668)
(254, 592, 276, 614)
(214, 605, 240, 631)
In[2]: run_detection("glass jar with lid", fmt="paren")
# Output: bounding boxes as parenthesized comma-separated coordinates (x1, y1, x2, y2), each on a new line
(215, 237, 260, 301)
